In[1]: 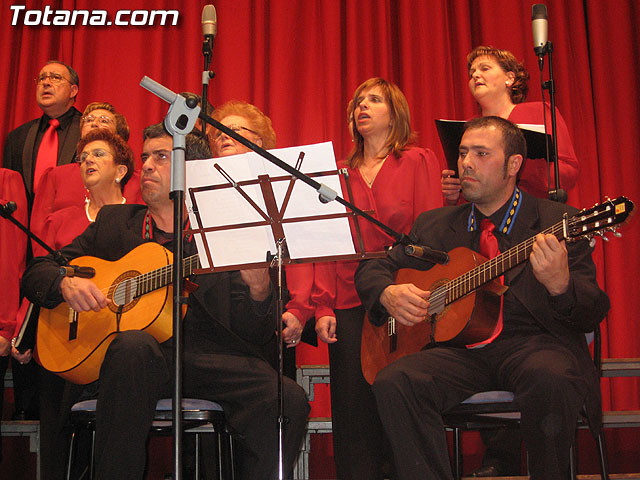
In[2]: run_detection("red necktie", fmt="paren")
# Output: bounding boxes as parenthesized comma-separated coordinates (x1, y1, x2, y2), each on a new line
(467, 218, 503, 347)
(34, 118, 60, 191)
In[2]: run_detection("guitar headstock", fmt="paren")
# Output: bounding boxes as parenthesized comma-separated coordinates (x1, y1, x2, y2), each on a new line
(567, 196, 635, 244)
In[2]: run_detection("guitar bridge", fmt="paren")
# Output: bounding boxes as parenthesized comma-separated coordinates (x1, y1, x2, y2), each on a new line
(388, 316, 397, 352)
(68, 308, 78, 341)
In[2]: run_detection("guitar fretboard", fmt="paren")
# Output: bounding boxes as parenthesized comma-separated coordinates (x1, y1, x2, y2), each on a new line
(430, 219, 567, 310)
(136, 254, 201, 297)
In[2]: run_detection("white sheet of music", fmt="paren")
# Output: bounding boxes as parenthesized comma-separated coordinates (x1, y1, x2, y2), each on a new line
(186, 141, 356, 269)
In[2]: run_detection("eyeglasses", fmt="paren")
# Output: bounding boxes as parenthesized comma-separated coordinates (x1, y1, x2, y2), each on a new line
(79, 148, 113, 163)
(82, 114, 114, 126)
(34, 73, 71, 85)
(141, 150, 171, 163)
(214, 124, 260, 140)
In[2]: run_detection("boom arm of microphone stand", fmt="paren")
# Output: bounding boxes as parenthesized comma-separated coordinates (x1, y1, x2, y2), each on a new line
(197, 109, 415, 247)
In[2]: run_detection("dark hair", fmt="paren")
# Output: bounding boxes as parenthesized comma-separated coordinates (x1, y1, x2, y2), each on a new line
(346, 77, 415, 168)
(142, 123, 212, 160)
(467, 46, 529, 104)
(463, 116, 527, 176)
(45, 59, 79, 89)
(82, 102, 130, 141)
(76, 130, 134, 191)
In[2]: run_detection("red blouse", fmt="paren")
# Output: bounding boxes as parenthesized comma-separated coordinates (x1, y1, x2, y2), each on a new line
(312, 147, 444, 318)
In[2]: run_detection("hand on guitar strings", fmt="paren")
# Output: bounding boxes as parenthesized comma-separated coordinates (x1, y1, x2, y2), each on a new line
(380, 283, 431, 327)
(60, 276, 111, 312)
(282, 311, 304, 348)
(530, 233, 570, 296)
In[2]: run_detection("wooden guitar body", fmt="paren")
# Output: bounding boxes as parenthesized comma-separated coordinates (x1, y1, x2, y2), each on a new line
(361, 247, 507, 385)
(35, 242, 174, 384)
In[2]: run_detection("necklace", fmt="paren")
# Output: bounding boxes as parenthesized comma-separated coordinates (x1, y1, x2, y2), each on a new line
(85, 196, 126, 222)
(359, 154, 390, 187)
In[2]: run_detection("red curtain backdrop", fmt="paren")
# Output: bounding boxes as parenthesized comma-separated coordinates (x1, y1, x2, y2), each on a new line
(1, 0, 638, 475)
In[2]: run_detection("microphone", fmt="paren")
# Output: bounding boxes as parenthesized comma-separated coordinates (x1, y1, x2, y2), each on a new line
(404, 244, 449, 265)
(532, 4, 548, 57)
(0, 200, 17, 218)
(202, 4, 217, 39)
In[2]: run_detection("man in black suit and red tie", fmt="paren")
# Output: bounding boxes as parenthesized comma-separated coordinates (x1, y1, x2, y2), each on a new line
(3, 60, 81, 208)
(355, 116, 610, 480)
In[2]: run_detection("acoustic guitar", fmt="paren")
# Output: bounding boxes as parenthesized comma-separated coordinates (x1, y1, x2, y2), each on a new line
(36, 242, 200, 384)
(361, 196, 634, 385)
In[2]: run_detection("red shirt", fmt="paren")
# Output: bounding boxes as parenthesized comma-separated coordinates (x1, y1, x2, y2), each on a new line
(312, 147, 443, 318)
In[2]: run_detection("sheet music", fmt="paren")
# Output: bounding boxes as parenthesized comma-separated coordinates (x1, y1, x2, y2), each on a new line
(186, 141, 356, 268)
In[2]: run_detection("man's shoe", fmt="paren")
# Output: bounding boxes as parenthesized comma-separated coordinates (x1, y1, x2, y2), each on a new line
(468, 465, 503, 477)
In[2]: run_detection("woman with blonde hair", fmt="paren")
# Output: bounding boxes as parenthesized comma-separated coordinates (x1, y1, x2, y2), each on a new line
(313, 77, 443, 479)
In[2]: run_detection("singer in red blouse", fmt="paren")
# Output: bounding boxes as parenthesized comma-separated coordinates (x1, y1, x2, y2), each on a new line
(312, 77, 443, 479)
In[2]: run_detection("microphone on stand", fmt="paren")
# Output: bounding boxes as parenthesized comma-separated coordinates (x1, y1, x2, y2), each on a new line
(405, 244, 449, 265)
(201, 4, 217, 135)
(202, 4, 217, 39)
(532, 4, 548, 69)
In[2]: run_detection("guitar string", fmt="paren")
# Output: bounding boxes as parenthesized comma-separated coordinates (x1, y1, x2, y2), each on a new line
(428, 220, 567, 307)
(430, 203, 610, 306)
(90, 255, 201, 299)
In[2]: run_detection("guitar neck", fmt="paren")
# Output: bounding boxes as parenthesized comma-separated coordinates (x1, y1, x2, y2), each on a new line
(136, 254, 201, 297)
(446, 218, 566, 304)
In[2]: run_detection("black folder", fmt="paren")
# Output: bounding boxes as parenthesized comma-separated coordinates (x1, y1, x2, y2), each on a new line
(435, 119, 555, 174)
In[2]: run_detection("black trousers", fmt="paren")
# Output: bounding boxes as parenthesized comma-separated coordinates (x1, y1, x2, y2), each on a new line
(328, 306, 390, 480)
(93, 331, 310, 480)
(371, 333, 588, 480)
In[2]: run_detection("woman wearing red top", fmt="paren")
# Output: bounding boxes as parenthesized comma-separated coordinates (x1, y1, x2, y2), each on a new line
(313, 78, 443, 479)
(442, 46, 579, 205)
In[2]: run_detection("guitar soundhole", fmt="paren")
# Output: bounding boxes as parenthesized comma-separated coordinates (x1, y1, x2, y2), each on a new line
(108, 270, 141, 314)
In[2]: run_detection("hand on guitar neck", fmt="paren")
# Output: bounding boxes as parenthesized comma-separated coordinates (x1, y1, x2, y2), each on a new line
(60, 276, 111, 313)
(380, 283, 431, 327)
(530, 233, 570, 296)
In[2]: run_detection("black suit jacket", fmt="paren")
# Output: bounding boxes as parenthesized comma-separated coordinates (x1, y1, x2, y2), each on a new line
(355, 191, 610, 429)
(3, 107, 82, 203)
(22, 204, 277, 359)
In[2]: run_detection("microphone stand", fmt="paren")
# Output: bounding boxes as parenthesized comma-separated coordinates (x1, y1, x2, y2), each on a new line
(139, 76, 448, 480)
(201, 34, 215, 136)
(538, 41, 567, 203)
(140, 77, 200, 480)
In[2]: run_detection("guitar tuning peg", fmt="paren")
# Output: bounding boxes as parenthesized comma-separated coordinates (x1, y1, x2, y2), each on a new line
(589, 237, 596, 248)
(613, 231, 622, 238)
(601, 234, 610, 242)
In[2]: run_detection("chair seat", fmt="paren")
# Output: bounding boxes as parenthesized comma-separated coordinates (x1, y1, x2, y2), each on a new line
(71, 398, 227, 424)
(445, 390, 518, 416)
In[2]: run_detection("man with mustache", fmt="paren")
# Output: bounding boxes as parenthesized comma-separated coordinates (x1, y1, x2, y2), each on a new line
(355, 116, 609, 480)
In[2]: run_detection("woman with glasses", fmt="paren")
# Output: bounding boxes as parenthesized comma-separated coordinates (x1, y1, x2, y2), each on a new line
(211, 100, 277, 153)
(11, 130, 135, 478)
(211, 100, 314, 356)
(80, 102, 130, 141)
(30, 102, 138, 258)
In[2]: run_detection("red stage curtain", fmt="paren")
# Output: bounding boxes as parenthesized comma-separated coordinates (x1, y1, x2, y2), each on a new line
(1, 0, 638, 475)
